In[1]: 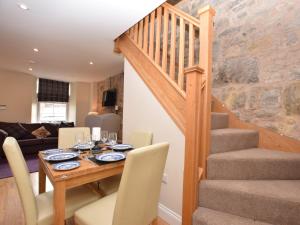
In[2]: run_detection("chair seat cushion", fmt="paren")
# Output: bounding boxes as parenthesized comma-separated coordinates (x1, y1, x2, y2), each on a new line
(74, 192, 117, 225)
(98, 174, 121, 196)
(36, 185, 100, 225)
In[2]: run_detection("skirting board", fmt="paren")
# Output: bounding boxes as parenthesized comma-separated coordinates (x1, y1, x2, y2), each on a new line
(158, 203, 182, 225)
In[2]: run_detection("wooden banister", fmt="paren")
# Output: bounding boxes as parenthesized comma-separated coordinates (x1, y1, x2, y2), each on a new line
(183, 66, 204, 225)
(115, 3, 215, 225)
(198, 6, 215, 178)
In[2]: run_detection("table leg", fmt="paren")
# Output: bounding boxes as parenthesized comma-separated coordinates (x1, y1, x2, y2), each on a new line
(54, 181, 66, 225)
(38, 158, 46, 194)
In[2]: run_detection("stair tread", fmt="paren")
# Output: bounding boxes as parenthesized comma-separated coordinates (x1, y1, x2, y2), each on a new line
(211, 112, 228, 116)
(209, 148, 300, 159)
(193, 207, 273, 225)
(200, 180, 300, 202)
(199, 180, 300, 225)
(211, 128, 258, 135)
(207, 148, 300, 179)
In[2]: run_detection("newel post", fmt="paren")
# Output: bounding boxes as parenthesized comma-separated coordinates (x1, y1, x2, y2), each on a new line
(198, 6, 215, 178)
(182, 66, 204, 225)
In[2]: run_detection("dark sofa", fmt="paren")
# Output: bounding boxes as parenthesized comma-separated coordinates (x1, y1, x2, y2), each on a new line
(0, 121, 74, 158)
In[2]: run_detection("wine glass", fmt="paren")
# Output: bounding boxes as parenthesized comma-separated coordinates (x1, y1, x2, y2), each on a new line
(75, 132, 84, 154)
(108, 132, 117, 146)
(85, 135, 94, 156)
(101, 130, 108, 144)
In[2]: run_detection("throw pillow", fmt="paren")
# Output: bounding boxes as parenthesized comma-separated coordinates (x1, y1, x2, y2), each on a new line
(42, 123, 59, 137)
(18, 123, 36, 139)
(0, 122, 28, 139)
(32, 126, 51, 139)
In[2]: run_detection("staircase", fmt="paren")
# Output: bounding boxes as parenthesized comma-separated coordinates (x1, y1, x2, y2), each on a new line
(114, 2, 300, 225)
(193, 112, 300, 225)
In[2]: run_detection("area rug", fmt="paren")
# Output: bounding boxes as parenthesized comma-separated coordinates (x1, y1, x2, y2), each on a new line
(0, 154, 39, 179)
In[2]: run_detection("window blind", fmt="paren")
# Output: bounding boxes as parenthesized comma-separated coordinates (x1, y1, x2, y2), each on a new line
(38, 78, 69, 102)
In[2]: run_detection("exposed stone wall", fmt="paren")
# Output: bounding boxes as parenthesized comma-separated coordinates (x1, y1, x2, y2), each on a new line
(97, 73, 124, 139)
(177, 0, 300, 140)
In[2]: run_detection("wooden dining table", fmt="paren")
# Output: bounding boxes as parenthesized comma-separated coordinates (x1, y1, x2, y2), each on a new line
(38, 150, 125, 225)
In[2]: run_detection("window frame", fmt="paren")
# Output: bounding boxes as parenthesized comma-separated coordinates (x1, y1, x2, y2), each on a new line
(37, 101, 69, 123)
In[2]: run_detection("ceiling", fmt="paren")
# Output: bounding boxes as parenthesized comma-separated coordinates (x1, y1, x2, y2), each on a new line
(0, 0, 165, 82)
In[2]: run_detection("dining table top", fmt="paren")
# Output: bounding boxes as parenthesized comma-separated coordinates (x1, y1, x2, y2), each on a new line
(38, 149, 125, 183)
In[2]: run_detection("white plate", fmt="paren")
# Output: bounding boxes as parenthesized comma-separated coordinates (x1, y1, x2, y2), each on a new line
(43, 149, 63, 155)
(95, 152, 125, 162)
(53, 161, 80, 171)
(44, 152, 79, 162)
(112, 144, 133, 151)
(73, 143, 94, 150)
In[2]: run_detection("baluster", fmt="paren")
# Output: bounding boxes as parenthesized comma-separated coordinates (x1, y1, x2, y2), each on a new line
(178, 17, 185, 89)
(188, 23, 195, 67)
(134, 24, 138, 43)
(169, 12, 176, 80)
(143, 16, 149, 53)
(138, 20, 144, 48)
(162, 7, 169, 73)
(149, 11, 155, 59)
(155, 7, 162, 64)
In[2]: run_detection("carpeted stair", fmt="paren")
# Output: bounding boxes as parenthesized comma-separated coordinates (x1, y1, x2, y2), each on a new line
(193, 112, 300, 225)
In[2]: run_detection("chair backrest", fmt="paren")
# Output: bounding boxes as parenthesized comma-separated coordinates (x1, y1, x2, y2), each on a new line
(85, 113, 121, 133)
(128, 131, 153, 148)
(3, 137, 37, 225)
(113, 142, 169, 225)
(58, 127, 90, 149)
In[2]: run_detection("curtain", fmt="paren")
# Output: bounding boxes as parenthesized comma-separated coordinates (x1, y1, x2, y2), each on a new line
(38, 78, 69, 102)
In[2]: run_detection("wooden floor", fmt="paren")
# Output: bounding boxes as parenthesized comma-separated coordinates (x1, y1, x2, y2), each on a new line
(0, 172, 169, 225)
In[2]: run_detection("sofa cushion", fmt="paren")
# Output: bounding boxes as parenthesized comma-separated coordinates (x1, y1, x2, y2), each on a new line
(20, 123, 43, 133)
(32, 126, 51, 139)
(42, 137, 58, 145)
(42, 123, 59, 137)
(0, 122, 28, 139)
(18, 138, 44, 147)
(59, 122, 75, 128)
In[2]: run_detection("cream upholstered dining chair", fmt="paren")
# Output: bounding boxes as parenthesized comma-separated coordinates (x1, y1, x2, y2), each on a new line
(74, 142, 169, 225)
(97, 131, 153, 196)
(3, 137, 100, 225)
(128, 131, 153, 148)
(58, 127, 90, 149)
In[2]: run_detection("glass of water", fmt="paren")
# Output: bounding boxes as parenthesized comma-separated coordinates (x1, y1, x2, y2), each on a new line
(101, 130, 108, 144)
(75, 132, 84, 153)
(108, 132, 117, 146)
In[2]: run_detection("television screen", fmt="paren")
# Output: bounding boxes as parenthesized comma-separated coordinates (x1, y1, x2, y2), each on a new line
(102, 89, 117, 106)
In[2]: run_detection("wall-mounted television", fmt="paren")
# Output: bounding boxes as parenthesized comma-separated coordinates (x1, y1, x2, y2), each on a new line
(102, 89, 117, 107)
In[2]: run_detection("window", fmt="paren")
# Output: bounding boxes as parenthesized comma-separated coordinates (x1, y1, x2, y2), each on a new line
(39, 102, 68, 122)
(36, 78, 70, 122)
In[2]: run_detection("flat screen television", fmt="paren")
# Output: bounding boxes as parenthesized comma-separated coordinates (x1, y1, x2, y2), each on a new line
(102, 89, 117, 107)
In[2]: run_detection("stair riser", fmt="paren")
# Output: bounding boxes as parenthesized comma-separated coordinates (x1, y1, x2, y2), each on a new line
(193, 207, 272, 225)
(211, 131, 259, 154)
(211, 114, 229, 130)
(208, 159, 300, 180)
(199, 184, 300, 225)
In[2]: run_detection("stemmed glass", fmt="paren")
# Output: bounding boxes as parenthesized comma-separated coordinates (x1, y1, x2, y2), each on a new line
(75, 132, 84, 154)
(108, 132, 117, 146)
(101, 130, 108, 144)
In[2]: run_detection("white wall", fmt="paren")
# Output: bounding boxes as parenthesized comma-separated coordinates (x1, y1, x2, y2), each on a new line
(0, 69, 36, 123)
(68, 82, 93, 126)
(123, 59, 184, 225)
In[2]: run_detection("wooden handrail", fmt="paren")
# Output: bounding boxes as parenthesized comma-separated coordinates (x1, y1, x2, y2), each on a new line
(115, 3, 215, 225)
(120, 2, 205, 96)
(163, 2, 201, 27)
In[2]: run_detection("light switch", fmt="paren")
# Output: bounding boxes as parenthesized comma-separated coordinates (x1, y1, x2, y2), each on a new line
(0, 105, 7, 110)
